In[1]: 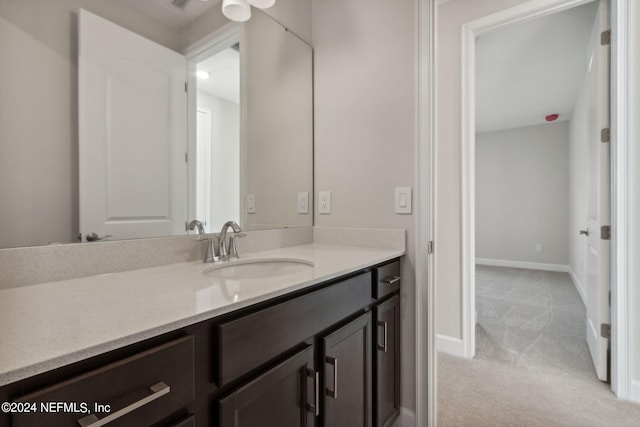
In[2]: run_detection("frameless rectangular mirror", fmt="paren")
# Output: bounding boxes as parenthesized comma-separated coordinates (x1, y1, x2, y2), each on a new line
(0, 0, 313, 248)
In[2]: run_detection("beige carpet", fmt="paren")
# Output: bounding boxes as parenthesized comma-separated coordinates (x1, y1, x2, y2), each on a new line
(438, 266, 640, 426)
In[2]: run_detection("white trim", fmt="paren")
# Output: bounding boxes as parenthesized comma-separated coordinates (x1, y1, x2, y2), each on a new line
(461, 18, 476, 361)
(610, 0, 630, 400)
(437, 334, 465, 357)
(568, 265, 588, 306)
(475, 258, 570, 273)
(417, 0, 437, 425)
(631, 380, 640, 402)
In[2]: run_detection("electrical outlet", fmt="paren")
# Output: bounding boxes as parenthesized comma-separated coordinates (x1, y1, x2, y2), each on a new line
(535, 244, 543, 253)
(319, 191, 331, 214)
(247, 194, 256, 214)
(297, 192, 309, 214)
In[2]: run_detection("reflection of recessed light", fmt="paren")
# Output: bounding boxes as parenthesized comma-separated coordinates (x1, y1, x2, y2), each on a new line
(196, 71, 211, 79)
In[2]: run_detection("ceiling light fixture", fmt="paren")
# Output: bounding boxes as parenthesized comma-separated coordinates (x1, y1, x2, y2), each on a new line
(222, 0, 275, 23)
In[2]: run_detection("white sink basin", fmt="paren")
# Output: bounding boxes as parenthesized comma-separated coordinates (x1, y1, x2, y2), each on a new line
(202, 258, 314, 279)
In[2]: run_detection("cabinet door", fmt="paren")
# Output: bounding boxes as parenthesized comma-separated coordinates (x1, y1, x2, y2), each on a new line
(323, 312, 372, 427)
(219, 345, 317, 427)
(375, 295, 400, 427)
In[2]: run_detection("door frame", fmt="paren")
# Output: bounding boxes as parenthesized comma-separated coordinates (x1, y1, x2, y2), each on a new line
(416, 0, 437, 426)
(459, 0, 631, 398)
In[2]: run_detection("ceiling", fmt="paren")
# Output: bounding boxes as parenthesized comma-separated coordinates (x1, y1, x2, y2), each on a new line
(117, 0, 221, 31)
(197, 47, 240, 104)
(475, 2, 598, 133)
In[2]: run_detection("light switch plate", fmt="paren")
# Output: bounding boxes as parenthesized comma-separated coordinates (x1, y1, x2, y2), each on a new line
(319, 191, 331, 214)
(298, 192, 309, 214)
(247, 194, 256, 214)
(395, 187, 412, 214)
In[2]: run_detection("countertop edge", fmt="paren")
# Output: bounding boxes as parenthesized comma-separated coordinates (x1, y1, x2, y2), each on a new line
(0, 246, 404, 387)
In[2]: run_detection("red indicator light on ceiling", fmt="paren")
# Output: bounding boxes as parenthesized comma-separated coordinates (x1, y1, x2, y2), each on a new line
(545, 114, 559, 122)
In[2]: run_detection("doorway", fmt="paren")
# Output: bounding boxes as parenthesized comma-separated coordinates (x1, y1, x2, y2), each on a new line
(460, 0, 613, 386)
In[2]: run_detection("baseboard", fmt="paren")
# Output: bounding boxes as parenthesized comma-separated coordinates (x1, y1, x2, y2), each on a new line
(398, 407, 416, 426)
(476, 258, 569, 273)
(437, 334, 465, 357)
(568, 265, 587, 306)
(630, 380, 640, 404)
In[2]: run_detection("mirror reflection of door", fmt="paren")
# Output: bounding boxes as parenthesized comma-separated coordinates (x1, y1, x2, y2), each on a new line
(194, 44, 241, 234)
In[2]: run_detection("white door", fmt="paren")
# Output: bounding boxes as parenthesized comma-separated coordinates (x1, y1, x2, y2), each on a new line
(79, 10, 187, 241)
(585, 0, 611, 382)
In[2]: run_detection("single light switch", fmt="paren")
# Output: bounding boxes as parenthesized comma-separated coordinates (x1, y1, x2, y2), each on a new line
(247, 194, 256, 214)
(395, 187, 412, 214)
(298, 192, 309, 214)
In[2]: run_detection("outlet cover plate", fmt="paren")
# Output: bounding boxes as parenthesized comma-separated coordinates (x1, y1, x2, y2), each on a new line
(319, 191, 331, 214)
(298, 192, 309, 214)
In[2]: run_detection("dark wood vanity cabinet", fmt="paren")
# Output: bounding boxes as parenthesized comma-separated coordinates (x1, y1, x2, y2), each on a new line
(0, 259, 402, 427)
(374, 295, 401, 427)
(218, 345, 316, 427)
(323, 312, 373, 427)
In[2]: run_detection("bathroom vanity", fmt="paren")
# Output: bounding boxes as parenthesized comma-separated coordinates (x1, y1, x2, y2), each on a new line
(0, 245, 402, 427)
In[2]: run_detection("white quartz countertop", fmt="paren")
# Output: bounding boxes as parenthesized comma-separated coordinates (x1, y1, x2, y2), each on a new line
(0, 243, 403, 387)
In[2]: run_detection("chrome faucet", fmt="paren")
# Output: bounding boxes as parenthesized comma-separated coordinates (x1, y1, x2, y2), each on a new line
(219, 221, 246, 261)
(187, 220, 219, 263)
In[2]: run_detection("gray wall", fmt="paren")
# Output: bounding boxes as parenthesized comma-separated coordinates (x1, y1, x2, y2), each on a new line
(312, 0, 417, 416)
(476, 122, 570, 266)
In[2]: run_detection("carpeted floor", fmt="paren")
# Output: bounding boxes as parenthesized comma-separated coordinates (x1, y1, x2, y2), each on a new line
(438, 266, 640, 426)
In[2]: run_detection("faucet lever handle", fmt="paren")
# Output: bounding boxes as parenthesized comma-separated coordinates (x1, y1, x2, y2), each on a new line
(227, 233, 247, 259)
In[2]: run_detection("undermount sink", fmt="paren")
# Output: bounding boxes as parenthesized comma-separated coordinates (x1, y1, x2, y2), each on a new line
(202, 258, 314, 279)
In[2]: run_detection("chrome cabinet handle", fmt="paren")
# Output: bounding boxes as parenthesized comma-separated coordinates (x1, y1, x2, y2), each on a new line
(377, 321, 388, 352)
(306, 369, 320, 416)
(579, 229, 589, 236)
(382, 275, 400, 284)
(325, 356, 338, 399)
(77, 382, 170, 427)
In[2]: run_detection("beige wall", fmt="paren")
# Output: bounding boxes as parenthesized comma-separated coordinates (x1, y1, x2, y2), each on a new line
(312, 0, 417, 415)
(436, 0, 531, 343)
(476, 122, 570, 266)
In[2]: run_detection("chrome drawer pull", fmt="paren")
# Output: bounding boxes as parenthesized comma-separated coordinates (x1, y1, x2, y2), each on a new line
(77, 382, 170, 427)
(325, 356, 338, 399)
(306, 369, 320, 416)
(382, 275, 400, 284)
(377, 321, 388, 352)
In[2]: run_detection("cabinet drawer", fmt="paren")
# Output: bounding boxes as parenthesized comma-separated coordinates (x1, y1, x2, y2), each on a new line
(374, 261, 400, 299)
(216, 272, 372, 386)
(13, 336, 194, 427)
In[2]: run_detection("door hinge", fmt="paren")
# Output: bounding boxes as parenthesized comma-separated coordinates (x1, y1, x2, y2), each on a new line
(601, 225, 611, 240)
(601, 128, 610, 143)
(184, 152, 188, 163)
(608, 290, 611, 307)
(428, 241, 434, 255)
(601, 323, 611, 339)
(184, 82, 188, 92)
(601, 30, 611, 45)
